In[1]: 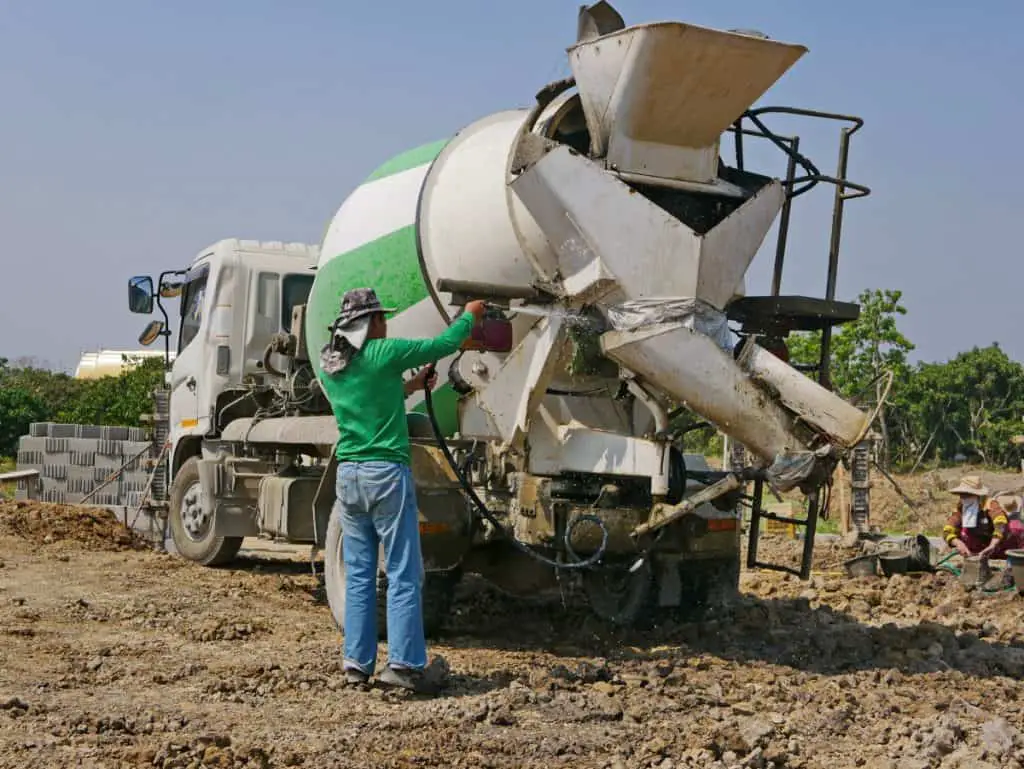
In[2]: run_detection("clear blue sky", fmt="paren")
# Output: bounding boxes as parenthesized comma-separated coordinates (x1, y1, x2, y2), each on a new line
(1, 0, 1021, 371)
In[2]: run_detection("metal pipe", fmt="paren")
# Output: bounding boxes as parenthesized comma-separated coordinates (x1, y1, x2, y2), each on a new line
(770, 135, 799, 296)
(818, 127, 853, 388)
(435, 278, 546, 303)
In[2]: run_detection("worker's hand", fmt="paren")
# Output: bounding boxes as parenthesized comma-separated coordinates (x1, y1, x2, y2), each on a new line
(405, 367, 437, 395)
(953, 539, 971, 557)
(978, 541, 998, 559)
(465, 300, 487, 323)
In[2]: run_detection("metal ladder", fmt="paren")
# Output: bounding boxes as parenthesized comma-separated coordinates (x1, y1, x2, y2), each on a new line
(745, 476, 823, 581)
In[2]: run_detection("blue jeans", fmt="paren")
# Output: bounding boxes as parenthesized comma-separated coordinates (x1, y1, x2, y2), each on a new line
(335, 460, 426, 674)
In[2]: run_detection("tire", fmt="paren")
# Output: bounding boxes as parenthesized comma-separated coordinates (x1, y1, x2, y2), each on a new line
(582, 557, 657, 628)
(168, 457, 243, 567)
(672, 556, 741, 622)
(323, 511, 459, 640)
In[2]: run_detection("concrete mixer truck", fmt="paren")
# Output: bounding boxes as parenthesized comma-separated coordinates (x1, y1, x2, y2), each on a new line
(125, 2, 874, 630)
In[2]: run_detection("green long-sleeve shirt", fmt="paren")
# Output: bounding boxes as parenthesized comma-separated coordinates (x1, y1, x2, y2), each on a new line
(319, 312, 475, 465)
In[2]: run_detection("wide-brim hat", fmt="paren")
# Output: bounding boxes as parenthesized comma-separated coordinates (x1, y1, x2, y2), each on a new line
(332, 287, 397, 328)
(949, 475, 990, 497)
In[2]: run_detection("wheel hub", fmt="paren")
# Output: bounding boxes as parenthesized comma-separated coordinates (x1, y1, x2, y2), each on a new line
(180, 482, 211, 542)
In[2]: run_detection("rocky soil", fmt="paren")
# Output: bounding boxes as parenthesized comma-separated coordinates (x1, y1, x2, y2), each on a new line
(1, 500, 1023, 769)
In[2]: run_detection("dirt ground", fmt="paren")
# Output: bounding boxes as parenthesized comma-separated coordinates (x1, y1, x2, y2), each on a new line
(1, 499, 1023, 769)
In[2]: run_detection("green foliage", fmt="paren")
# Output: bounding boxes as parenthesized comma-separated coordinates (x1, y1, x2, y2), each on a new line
(0, 385, 49, 458)
(786, 288, 914, 400)
(56, 357, 165, 427)
(0, 356, 165, 458)
(787, 288, 1023, 470)
(891, 344, 1024, 467)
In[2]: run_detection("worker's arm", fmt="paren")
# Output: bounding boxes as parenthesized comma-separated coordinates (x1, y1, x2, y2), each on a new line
(377, 303, 484, 372)
(943, 508, 969, 556)
(976, 501, 1009, 558)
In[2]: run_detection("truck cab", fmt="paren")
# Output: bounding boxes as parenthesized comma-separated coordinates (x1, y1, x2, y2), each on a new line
(128, 238, 320, 484)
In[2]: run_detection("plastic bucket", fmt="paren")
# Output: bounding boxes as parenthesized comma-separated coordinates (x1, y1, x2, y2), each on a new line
(960, 556, 991, 588)
(1006, 549, 1024, 593)
(879, 549, 910, 577)
(843, 553, 878, 578)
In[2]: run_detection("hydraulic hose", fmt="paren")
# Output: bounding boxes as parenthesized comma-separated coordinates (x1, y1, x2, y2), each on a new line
(419, 363, 609, 571)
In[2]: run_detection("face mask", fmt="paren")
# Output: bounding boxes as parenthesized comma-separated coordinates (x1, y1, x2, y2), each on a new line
(961, 497, 980, 526)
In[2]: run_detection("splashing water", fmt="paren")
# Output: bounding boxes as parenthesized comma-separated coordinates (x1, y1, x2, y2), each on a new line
(510, 305, 604, 332)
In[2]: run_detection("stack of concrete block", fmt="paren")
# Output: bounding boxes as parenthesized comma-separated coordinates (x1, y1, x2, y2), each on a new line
(15, 422, 153, 507)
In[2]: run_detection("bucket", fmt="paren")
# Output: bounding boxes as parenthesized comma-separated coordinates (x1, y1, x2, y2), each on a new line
(1006, 549, 1024, 593)
(878, 549, 910, 577)
(843, 553, 878, 578)
(960, 556, 991, 588)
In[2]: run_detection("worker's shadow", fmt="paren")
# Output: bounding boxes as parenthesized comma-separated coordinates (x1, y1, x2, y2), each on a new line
(438, 578, 1024, 681)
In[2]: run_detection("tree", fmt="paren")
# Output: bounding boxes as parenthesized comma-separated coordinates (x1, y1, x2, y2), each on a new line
(786, 288, 915, 467)
(0, 387, 48, 457)
(894, 345, 1024, 468)
(57, 356, 165, 427)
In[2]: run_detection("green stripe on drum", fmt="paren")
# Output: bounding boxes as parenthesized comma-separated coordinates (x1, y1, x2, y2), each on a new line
(307, 226, 461, 437)
(307, 225, 428, 367)
(410, 384, 459, 437)
(365, 138, 450, 182)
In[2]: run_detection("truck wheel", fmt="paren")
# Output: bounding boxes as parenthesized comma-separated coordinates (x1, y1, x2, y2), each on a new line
(168, 457, 243, 566)
(582, 557, 656, 628)
(672, 556, 741, 622)
(324, 512, 459, 640)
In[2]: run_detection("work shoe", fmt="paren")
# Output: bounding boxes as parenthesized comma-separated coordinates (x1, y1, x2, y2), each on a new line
(344, 666, 370, 686)
(378, 656, 450, 695)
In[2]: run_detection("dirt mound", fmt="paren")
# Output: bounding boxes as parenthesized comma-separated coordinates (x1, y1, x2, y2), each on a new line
(0, 500, 147, 551)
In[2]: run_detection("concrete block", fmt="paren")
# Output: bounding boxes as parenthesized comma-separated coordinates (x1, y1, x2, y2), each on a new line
(42, 463, 68, 481)
(17, 450, 44, 468)
(97, 439, 123, 457)
(120, 476, 150, 495)
(93, 492, 121, 506)
(77, 425, 103, 439)
(18, 436, 47, 453)
(42, 488, 66, 504)
(45, 437, 69, 453)
(70, 451, 97, 467)
(29, 422, 51, 437)
(68, 439, 99, 466)
(14, 488, 29, 501)
(127, 427, 148, 442)
(101, 426, 130, 441)
(65, 492, 86, 505)
(47, 424, 78, 439)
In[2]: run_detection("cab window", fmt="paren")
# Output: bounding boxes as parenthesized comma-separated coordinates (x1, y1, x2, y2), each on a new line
(178, 269, 209, 353)
(282, 274, 314, 332)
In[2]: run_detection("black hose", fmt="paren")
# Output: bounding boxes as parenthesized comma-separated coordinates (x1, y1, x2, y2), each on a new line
(420, 364, 609, 571)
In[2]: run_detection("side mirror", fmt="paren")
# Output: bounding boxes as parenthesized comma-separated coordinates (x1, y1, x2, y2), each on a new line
(138, 320, 164, 346)
(129, 276, 154, 314)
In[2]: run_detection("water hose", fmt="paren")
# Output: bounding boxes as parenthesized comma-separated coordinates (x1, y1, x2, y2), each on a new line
(419, 363, 609, 571)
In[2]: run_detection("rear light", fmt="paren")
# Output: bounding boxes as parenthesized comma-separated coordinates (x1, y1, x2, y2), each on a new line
(707, 518, 738, 532)
(469, 318, 514, 353)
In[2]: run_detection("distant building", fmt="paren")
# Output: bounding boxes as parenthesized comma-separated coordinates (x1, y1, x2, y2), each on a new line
(74, 349, 173, 379)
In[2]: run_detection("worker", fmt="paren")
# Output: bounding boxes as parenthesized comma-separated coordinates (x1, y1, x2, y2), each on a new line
(944, 476, 1024, 588)
(318, 287, 484, 695)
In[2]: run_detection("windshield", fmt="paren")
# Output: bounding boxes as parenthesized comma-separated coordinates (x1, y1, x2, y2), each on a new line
(178, 267, 209, 353)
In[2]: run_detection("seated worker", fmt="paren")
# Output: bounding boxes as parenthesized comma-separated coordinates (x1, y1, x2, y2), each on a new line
(944, 476, 1024, 588)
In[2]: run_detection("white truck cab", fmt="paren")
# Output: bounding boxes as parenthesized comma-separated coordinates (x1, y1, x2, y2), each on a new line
(128, 238, 320, 482)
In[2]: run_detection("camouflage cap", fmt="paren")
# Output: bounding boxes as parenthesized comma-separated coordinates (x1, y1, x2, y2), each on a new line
(333, 287, 397, 328)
